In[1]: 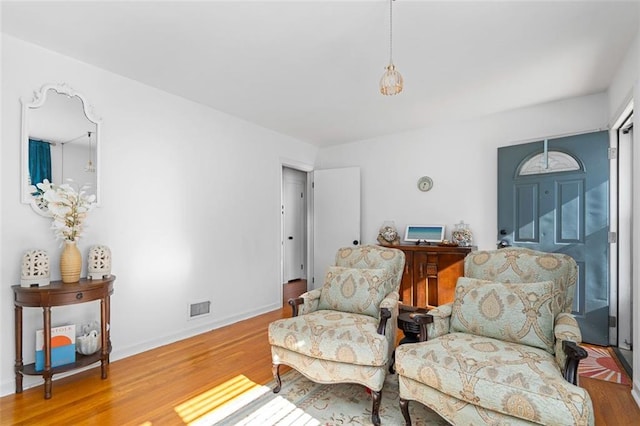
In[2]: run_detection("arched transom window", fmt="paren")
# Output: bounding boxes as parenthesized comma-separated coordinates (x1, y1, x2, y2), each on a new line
(518, 151, 581, 176)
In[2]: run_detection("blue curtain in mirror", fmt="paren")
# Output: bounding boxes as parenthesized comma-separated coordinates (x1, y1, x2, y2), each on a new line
(28, 139, 52, 188)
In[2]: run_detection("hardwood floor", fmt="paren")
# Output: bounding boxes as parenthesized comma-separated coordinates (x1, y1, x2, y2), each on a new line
(1, 305, 638, 425)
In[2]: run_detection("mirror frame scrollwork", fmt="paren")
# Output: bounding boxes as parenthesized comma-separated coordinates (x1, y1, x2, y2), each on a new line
(21, 83, 102, 216)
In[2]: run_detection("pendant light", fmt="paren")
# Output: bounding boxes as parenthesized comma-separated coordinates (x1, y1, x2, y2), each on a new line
(380, 0, 403, 96)
(85, 131, 95, 173)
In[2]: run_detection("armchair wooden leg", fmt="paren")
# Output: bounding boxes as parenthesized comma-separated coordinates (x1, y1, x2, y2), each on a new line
(371, 390, 382, 426)
(272, 364, 282, 393)
(400, 397, 411, 425)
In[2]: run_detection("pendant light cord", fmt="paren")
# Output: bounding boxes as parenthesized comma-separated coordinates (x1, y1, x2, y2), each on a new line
(389, 0, 394, 64)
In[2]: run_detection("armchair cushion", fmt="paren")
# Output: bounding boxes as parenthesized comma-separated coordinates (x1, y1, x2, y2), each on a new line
(465, 248, 578, 317)
(318, 266, 390, 318)
(450, 277, 555, 353)
(268, 310, 389, 367)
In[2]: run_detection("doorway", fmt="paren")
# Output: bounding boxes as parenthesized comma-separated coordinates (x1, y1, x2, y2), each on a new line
(282, 166, 307, 282)
(498, 131, 610, 345)
(282, 166, 308, 298)
(614, 110, 634, 375)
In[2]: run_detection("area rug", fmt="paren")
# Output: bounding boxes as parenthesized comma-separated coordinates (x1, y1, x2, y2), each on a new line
(191, 370, 448, 425)
(579, 345, 631, 385)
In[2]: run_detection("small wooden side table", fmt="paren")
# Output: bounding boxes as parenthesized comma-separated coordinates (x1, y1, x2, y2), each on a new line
(12, 276, 115, 399)
(390, 305, 432, 373)
(397, 306, 430, 345)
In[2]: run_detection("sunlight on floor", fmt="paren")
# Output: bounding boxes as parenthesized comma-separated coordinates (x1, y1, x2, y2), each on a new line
(174, 374, 320, 425)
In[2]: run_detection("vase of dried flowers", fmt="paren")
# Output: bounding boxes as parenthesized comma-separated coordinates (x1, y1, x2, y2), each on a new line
(33, 179, 96, 283)
(60, 241, 82, 283)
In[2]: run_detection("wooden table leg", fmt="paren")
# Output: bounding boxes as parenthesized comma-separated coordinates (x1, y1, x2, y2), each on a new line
(100, 296, 108, 379)
(43, 306, 52, 399)
(106, 294, 111, 364)
(14, 305, 23, 393)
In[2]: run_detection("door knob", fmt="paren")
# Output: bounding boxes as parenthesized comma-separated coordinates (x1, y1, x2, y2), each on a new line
(288, 236, 293, 240)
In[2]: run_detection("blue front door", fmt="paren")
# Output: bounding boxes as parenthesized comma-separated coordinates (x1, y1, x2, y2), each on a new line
(498, 131, 610, 345)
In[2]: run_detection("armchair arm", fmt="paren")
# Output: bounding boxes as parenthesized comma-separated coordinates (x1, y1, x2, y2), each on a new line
(302, 289, 322, 315)
(428, 303, 453, 318)
(288, 289, 322, 317)
(380, 292, 400, 312)
(555, 312, 583, 341)
(377, 308, 392, 335)
(287, 298, 304, 317)
(554, 313, 585, 384)
(378, 292, 400, 335)
(412, 302, 454, 342)
(562, 341, 588, 385)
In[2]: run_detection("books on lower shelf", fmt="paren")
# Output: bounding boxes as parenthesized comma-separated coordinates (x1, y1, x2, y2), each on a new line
(35, 324, 76, 371)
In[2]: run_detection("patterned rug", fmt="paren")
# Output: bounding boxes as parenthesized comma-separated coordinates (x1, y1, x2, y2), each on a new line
(191, 370, 447, 425)
(579, 345, 631, 385)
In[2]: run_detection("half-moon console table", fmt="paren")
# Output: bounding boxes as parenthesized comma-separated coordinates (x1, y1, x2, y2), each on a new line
(12, 276, 115, 399)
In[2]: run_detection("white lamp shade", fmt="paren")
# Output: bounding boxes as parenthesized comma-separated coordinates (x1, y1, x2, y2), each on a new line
(380, 64, 403, 96)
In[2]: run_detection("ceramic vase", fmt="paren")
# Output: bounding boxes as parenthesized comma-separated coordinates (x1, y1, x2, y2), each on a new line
(60, 241, 82, 283)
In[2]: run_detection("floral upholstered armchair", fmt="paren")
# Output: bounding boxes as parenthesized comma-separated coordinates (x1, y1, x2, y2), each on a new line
(395, 248, 594, 425)
(268, 245, 405, 426)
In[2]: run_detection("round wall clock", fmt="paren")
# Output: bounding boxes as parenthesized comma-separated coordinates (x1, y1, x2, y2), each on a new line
(417, 176, 433, 192)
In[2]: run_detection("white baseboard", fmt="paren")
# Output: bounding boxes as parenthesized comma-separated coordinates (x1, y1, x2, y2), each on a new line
(632, 379, 640, 409)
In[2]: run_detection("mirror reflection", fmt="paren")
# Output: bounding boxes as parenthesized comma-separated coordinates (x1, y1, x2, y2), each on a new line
(22, 84, 101, 215)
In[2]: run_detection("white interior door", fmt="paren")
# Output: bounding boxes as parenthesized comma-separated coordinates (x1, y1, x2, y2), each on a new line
(312, 167, 361, 289)
(283, 168, 306, 282)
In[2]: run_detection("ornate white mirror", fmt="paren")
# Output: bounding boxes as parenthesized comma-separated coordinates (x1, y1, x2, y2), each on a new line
(21, 83, 101, 215)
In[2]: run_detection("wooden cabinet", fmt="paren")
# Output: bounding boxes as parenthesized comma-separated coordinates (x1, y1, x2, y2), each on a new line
(12, 276, 115, 399)
(394, 245, 472, 307)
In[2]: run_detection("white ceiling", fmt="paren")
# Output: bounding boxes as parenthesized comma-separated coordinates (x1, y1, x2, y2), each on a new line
(2, 1, 638, 147)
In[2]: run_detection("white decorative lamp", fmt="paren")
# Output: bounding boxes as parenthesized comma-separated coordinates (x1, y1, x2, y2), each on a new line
(380, 0, 404, 96)
(87, 245, 111, 279)
(21, 249, 50, 287)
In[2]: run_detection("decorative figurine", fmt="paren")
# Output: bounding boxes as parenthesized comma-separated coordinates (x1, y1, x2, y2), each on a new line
(377, 221, 401, 246)
(21, 249, 50, 287)
(87, 245, 111, 279)
(76, 320, 101, 355)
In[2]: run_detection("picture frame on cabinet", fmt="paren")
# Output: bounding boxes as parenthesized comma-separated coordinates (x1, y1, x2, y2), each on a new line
(403, 225, 445, 243)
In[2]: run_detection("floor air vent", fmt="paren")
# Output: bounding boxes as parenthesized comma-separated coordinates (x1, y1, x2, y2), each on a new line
(189, 300, 211, 319)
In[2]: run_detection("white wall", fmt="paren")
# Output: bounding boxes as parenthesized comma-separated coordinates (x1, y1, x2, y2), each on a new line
(0, 35, 317, 396)
(316, 93, 609, 251)
(608, 33, 638, 126)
